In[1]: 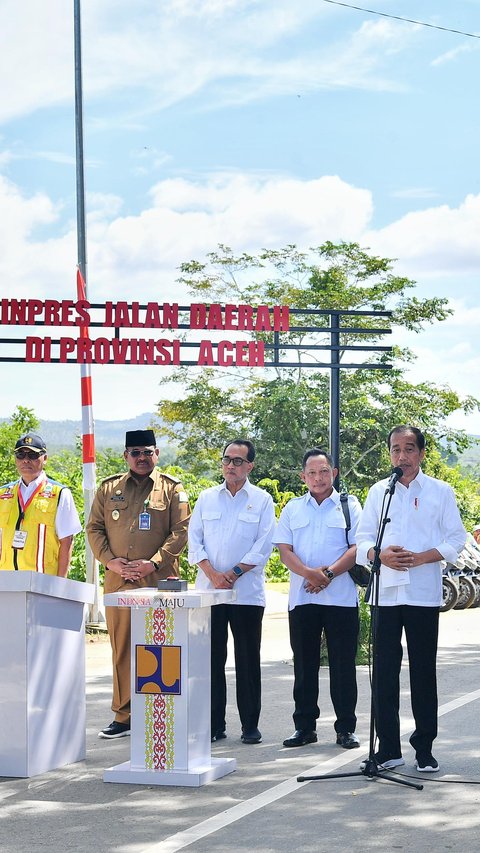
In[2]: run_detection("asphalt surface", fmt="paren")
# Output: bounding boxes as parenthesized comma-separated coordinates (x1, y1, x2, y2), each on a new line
(1, 592, 479, 853)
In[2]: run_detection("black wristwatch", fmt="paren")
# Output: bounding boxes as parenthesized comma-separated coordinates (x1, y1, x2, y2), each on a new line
(232, 565, 244, 577)
(151, 560, 161, 571)
(324, 568, 335, 580)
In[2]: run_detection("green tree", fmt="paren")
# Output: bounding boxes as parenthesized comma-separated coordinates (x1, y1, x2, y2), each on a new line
(156, 243, 478, 491)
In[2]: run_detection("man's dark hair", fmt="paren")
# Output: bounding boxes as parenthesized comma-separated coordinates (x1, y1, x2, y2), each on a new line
(302, 448, 335, 469)
(387, 425, 426, 451)
(223, 438, 255, 462)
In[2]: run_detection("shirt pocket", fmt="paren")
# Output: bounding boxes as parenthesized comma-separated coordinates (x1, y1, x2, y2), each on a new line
(201, 509, 222, 534)
(237, 511, 260, 540)
(105, 498, 132, 529)
(149, 500, 167, 512)
(290, 515, 309, 548)
(325, 508, 348, 548)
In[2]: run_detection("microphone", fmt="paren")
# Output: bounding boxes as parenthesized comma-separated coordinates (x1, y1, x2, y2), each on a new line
(386, 466, 403, 493)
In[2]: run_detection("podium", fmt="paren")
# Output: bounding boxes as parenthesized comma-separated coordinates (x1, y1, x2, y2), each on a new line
(0, 571, 95, 778)
(102, 588, 237, 787)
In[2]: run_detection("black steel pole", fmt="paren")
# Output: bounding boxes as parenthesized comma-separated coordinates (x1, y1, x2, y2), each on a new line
(329, 311, 340, 488)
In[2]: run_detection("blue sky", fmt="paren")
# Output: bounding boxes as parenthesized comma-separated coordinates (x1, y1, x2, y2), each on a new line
(1, 0, 479, 434)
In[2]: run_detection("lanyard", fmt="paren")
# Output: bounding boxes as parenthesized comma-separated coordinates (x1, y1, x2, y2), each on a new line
(17, 476, 47, 525)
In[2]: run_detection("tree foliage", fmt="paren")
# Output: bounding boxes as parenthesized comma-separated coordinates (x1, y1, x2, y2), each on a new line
(156, 243, 478, 492)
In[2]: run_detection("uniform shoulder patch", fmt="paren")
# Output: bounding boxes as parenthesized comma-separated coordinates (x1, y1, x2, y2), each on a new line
(176, 490, 189, 503)
(161, 473, 181, 484)
(100, 472, 125, 485)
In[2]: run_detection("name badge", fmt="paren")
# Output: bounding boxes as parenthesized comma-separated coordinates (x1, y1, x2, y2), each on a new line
(13, 530, 28, 549)
(139, 512, 151, 530)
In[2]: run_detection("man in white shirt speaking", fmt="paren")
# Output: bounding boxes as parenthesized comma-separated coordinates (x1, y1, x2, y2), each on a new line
(356, 425, 466, 773)
(188, 438, 275, 745)
(274, 448, 361, 750)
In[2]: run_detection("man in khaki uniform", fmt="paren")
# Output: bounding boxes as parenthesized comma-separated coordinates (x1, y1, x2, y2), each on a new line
(87, 429, 190, 739)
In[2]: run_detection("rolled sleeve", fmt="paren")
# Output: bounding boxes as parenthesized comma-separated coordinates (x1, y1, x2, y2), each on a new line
(434, 486, 466, 563)
(355, 488, 381, 567)
(187, 495, 209, 566)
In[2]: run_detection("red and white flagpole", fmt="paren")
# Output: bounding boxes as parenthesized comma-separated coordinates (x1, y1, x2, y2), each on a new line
(77, 268, 96, 491)
(74, 0, 103, 623)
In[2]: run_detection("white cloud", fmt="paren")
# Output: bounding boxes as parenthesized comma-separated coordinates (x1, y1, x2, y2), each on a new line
(0, 3, 415, 126)
(366, 194, 480, 275)
(431, 42, 479, 67)
(1, 166, 479, 425)
(391, 187, 440, 200)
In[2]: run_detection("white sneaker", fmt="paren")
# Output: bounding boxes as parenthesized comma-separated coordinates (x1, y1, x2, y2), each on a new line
(360, 753, 405, 770)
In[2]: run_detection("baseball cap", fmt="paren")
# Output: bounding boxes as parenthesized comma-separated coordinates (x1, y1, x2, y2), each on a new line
(15, 433, 47, 453)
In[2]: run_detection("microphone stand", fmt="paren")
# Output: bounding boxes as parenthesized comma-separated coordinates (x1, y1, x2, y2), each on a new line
(298, 478, 423, 791)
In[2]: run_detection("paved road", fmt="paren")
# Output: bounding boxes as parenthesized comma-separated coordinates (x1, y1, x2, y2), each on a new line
(1, 596, 479, 853)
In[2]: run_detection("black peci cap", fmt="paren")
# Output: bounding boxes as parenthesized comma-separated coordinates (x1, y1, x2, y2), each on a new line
(125, 429, 156, 448)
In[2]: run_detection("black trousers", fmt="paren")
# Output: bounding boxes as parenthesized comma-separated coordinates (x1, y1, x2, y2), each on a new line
(211, 603, 264, 735)
(375, 605, 439, 758)
(288, 604, 359, 733)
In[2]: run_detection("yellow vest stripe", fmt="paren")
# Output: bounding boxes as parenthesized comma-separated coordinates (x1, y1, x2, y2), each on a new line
(37, 523, 46, 572)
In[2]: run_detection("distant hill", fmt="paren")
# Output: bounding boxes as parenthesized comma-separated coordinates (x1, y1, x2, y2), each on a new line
(31, 413, 163, 453)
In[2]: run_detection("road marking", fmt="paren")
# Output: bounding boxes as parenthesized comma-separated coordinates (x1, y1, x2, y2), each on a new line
(140, 687, 480, 853)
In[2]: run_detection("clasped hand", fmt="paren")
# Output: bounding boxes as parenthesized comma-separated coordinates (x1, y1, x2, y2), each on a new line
(304, 566, 331, 594)
(107, 557, 156, 581)
(380, 545, 416, 571)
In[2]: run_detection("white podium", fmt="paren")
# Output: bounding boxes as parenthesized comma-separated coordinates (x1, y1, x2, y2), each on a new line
(102, 588, 237, 787)
(0, 571, 95, 778)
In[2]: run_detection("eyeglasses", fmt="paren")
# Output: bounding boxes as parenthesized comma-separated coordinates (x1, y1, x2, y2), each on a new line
(221, 456, 248, 467)
(128, 449, 155, 458)
(14, 450, 45, 460)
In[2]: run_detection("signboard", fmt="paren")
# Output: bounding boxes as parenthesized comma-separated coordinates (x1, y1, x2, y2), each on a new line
(0, 298, 392, 369)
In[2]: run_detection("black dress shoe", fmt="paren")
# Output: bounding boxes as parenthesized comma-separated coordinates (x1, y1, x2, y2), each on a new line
(336, 732, 360, 749)
(241, 728, 262, 744)
(211, 730, 227, 743)
(283, 729, 317, 748)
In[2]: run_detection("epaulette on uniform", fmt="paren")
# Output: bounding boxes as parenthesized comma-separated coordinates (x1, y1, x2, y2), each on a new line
(100, 472, 125, 485)
(161, 472, 181, 484)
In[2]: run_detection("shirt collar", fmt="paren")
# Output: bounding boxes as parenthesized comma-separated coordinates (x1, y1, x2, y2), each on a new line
(219, 477, 251, 497)
(19, 471, 47, 492)
(304, 487, 339, 508)
(396, 468, 426, 490)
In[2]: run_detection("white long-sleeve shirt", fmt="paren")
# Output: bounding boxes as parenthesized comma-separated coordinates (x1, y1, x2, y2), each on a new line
(188, 479, 275, 606)
(273, 490, 361, 610)
(356, 469, 466, 607)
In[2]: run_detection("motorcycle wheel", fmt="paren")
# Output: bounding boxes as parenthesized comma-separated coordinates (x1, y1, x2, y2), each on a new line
(440, 577, 458, 612)
(469, 576, 480, 608)
(453, 575, 476, 610)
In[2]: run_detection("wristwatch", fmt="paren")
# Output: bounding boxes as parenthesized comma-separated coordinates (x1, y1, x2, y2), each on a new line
(232, 565, 244, 577)
(324, 568, 335, 580)
(151, 560, 161, 571)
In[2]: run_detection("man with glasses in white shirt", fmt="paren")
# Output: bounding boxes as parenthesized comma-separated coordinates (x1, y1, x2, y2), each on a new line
(0, 432, 81, 576)
(188, 439, 275, 745)
(87, 429, 190, 740)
